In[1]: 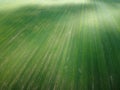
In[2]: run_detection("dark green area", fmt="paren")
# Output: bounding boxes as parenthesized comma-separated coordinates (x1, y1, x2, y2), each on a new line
(0, 2, 120, 90)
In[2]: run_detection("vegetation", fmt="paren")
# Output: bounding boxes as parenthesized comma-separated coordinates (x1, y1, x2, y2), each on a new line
(0, 1, 120, 90)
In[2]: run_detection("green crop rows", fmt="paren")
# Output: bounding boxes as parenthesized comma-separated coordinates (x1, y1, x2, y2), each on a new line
(0, 1, 120, 90)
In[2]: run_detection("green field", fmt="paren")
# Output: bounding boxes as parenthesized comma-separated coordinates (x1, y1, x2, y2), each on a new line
(0, 1, 120, 90)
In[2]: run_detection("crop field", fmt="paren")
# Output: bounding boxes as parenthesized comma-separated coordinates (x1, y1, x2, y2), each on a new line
(0, 0, 120, 90)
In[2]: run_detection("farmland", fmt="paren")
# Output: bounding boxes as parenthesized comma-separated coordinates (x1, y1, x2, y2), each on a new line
(0, 0, 120, 90)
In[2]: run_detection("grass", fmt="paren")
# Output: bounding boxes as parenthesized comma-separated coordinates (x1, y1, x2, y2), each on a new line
(0, 1, 120, 90)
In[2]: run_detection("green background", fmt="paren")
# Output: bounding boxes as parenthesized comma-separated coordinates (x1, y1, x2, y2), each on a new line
(0, 0, 120, 90)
